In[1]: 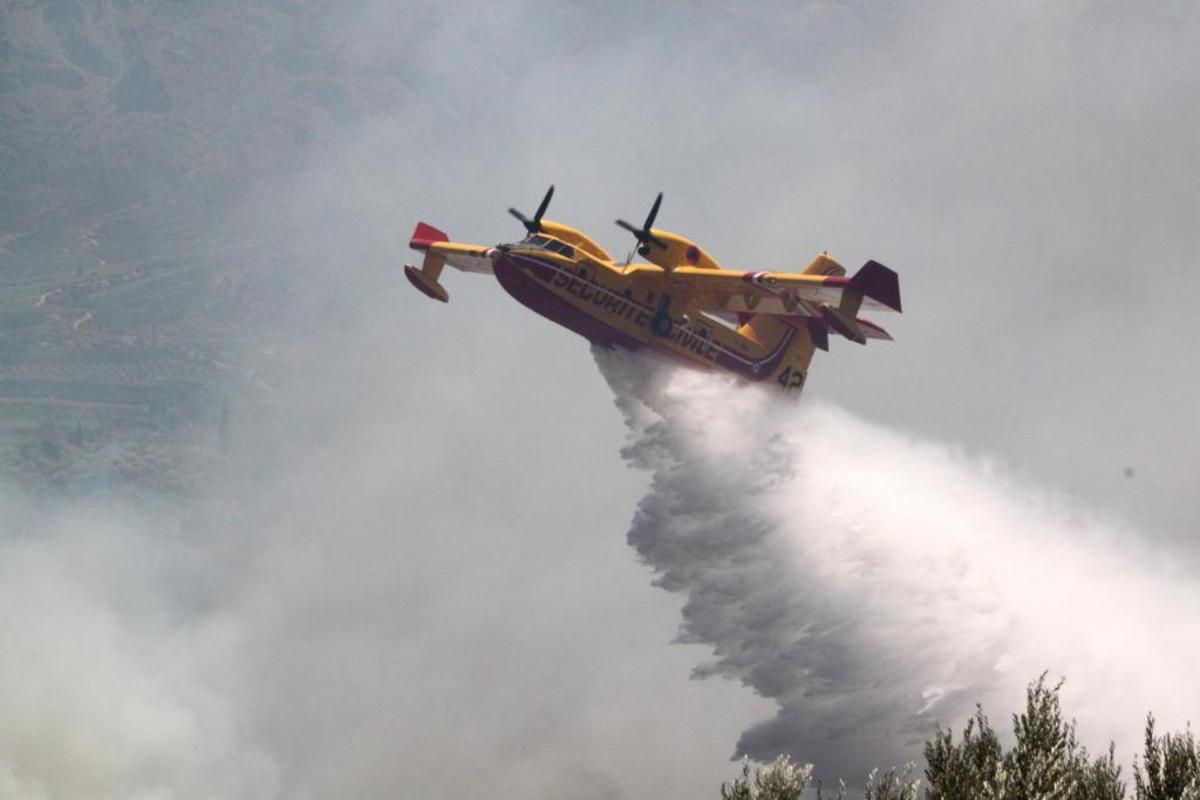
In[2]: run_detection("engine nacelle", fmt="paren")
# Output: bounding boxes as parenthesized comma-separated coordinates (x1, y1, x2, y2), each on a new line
(639, 229, 723, 271)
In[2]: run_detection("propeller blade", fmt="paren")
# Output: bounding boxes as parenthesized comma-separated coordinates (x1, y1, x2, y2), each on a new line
(533, 185, 554, 224)
(617, 192, 668, 251)
(508, 185, 555, 235)
(644, 192, 663, 231)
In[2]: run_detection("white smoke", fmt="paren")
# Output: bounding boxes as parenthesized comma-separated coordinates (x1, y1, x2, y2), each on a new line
(3, 344, 1197, 799)
(596, 346, 1200, 781)
(0, 494, 277, 800)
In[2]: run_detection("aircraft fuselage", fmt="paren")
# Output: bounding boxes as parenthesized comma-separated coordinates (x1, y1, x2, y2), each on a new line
(492, 247, 797, 381)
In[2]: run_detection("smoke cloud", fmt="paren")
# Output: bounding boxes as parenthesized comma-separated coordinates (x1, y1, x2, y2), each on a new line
(0, 492, 277, 799)
(4, 342, 1196, 797)
(597, 347, 1200, 781)
(4, 2, 1199, 797)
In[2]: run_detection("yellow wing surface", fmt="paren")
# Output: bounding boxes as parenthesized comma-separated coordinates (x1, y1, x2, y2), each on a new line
(636, 253, 901, 346)
(666, 262, 900, 315)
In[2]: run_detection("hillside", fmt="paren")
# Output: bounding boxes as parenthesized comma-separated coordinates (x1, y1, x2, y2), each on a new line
(0, 2, 413, 494)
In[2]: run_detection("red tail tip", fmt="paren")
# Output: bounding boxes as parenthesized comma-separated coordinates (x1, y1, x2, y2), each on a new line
(410, 221, 449, 251)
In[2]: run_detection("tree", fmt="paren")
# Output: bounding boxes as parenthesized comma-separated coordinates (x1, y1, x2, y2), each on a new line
(1134, 716, 1200, 800)
(925, 706, 1004, 799)
(925, 675, 1124, 800)
(720, 756, 920, 800)
(718, 676, 1200, 800)
(721, 756, 812, 800)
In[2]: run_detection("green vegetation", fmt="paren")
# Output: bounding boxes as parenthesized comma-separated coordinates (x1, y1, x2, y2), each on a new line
(720, 757, 812, 800)
(925, 675, 1124, 800)
(1134, 718, 1200, 800)
(720, 757, 919, 800)
(720, 676, 1199, 800)
(0, 225, 275, 497)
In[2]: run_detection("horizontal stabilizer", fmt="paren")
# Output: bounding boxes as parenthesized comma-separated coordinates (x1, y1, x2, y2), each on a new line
(848, 260, 902, 313)
(821, 304, 867, 345)
(404, 263, 449, 302)
(410, 221, 449, 251)
(780, 314, 894, 348)
(857, 317, 892, 341)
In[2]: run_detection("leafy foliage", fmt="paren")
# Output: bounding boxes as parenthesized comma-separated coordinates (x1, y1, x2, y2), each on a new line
(720, 675, 1200, 800)
(721, 755, 812, 800)
(719, 756, 922, 800)
(925, 675, 1125, 800)
(926, 706, 1005, 799)
(1134, 716, 1200, 800)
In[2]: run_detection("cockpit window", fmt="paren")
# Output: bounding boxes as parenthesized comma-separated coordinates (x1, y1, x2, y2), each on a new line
(504, 235, 574, 258)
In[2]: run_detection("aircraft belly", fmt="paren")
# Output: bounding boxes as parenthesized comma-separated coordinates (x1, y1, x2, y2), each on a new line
(493, 253, 646, 350)
(493, 253, 788, 380)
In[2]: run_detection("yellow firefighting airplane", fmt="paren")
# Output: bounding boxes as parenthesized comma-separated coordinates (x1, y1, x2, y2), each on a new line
(404, 187, 901, 394)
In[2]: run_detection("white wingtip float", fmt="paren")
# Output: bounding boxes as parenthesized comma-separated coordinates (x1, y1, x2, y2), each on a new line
(404, 186, 901, 395)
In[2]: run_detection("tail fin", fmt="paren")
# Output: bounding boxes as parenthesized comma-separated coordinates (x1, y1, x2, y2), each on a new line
(819, 260, 902, 344)
(404, 221, 451, 302)
(848, 260, 902, 312)
(409, 222, 449, 251)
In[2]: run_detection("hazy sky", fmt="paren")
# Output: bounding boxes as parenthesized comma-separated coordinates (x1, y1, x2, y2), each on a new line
(324, 0, 1200, 537)
(2, 2, 1198, 798)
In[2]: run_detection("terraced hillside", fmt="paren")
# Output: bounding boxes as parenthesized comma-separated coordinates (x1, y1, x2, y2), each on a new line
(0, 1, 413, 495)
(0, 247, 261, 493)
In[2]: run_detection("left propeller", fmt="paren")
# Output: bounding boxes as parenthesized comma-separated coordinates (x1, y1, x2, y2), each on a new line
(508, 185, 555, 235)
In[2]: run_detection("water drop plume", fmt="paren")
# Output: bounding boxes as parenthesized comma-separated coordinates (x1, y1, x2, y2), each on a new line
(595, 347, 1200, 780)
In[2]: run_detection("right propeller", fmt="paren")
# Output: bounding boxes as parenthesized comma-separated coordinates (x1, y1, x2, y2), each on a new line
(508, 185, 554, 236)
(616, 192, 667, 251)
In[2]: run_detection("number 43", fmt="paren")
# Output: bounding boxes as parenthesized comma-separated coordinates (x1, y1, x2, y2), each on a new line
(776, 366, 805, 391)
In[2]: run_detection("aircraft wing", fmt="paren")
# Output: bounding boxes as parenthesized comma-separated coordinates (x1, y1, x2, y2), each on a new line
(666, 260, 901, 347)
(667, 260, 901, 315)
